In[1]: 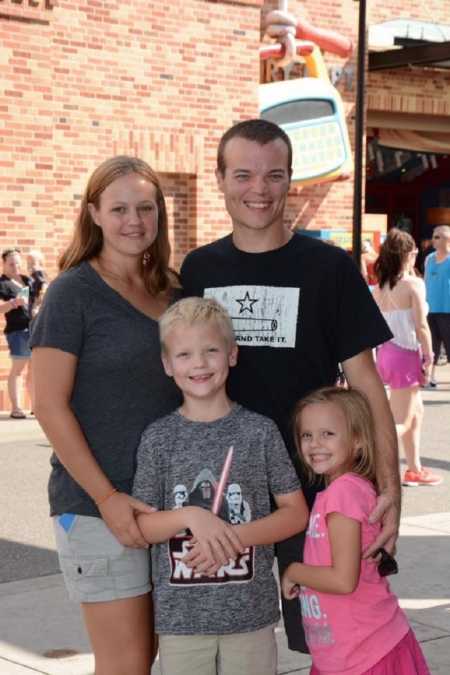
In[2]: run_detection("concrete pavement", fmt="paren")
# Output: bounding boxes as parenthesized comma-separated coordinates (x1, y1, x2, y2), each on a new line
(1, 364, 449, 674)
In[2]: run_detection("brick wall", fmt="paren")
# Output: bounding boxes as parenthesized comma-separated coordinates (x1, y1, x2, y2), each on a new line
(0, 0, 264, 410)
(1, 0, 449, 410)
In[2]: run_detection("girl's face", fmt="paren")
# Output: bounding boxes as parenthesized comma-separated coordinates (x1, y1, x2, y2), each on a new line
(298, 402, 360, 482)
(88, 172, 159, 260)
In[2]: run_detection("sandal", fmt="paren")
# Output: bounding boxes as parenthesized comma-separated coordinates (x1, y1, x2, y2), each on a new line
(10, 410, 27, 419)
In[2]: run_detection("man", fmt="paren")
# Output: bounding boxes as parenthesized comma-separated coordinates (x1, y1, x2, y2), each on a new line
(425, 225, 450, 385)
(180, 119, 400, 652)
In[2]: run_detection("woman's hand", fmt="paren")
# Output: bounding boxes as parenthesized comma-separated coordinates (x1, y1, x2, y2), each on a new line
(182, 507, 244, 572)
(281, 563, 301, 600)
(99, 492, 156, 548)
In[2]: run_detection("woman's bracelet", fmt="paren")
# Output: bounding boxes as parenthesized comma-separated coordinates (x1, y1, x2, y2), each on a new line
(95, 487, 118, 507)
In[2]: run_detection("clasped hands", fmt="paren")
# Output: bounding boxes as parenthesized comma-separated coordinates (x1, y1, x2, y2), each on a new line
(182, 507, 245, 577)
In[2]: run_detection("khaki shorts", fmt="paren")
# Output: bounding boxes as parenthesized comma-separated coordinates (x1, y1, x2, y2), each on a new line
(53, 514, 151, 603)
(158, 624, 277, 675)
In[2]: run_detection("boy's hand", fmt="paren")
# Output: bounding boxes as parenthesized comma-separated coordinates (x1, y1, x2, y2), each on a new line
(183, 541, 222, 576)
(281, 563, 301, 600)
(183, 507, 244, 569)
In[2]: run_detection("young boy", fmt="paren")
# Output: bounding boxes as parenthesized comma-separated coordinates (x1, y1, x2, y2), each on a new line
(133, 297, 308, 675)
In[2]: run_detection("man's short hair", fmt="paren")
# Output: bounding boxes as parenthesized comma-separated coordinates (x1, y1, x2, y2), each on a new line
(159, 296, 236, 352)
(2, 248, 21, 261)
(434, 225, 450, 237)
(217, 119, 292, 177)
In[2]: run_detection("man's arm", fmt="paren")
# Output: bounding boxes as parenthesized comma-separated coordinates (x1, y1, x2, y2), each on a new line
(342, 349, 401, 557)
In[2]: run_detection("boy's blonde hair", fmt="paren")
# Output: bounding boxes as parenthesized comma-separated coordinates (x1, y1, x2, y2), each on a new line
(159, 297, 236, 352)
(293, 386, 377, 487)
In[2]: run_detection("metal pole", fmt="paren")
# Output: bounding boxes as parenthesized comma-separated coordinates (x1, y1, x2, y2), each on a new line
(352, 0, 367, 270)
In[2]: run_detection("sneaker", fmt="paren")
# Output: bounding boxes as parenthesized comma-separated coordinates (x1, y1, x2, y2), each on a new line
(402, 468, 443, 487)
(9, 409, 27, 419)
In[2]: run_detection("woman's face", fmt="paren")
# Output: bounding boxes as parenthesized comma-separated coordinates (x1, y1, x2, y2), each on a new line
(3, 252, 21, 277)
(88, 172, 159, 260)
(404, 246, 418, 271)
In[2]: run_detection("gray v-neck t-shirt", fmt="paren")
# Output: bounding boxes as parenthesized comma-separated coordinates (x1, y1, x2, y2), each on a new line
(30, 262, 181, 517)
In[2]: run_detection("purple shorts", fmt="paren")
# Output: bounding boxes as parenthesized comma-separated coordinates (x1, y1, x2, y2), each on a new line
(376, 341, 422, 390)
(310, 629, 430, 675)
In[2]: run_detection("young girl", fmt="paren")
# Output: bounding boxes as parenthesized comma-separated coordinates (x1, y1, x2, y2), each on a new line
(282, 386, 430, 675)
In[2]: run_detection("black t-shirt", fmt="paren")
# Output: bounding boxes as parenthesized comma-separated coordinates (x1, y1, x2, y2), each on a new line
(181, 232, 393, 653)
(181, 233, 392, 460)
(0, 274, 33, 333)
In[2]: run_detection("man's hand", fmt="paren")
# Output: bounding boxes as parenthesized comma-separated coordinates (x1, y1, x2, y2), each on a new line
(363, 490, 401, 558)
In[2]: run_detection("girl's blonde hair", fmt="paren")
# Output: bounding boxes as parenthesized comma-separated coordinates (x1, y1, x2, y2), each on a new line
(159, 297, 236, 353)
(293, 386, 377, 487)
(59, 155, 175, 296)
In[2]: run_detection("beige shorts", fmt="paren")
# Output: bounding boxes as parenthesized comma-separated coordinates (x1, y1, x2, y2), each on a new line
(158, 624, 277, 675)
(53, 514, 151, 603)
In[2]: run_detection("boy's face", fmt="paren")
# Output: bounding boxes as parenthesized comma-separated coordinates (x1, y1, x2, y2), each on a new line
(162, 320, 238, 403)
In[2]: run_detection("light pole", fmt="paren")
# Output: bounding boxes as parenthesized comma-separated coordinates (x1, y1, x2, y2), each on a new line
(352, 0, 367, 270)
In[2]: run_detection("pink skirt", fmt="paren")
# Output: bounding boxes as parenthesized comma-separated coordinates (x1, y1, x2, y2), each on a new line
(310, 629, 430, 675)
(376, 341, 423, 390)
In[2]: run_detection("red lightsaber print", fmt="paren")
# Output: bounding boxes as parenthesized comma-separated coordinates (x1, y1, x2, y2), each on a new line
(211, 446, 234, 515)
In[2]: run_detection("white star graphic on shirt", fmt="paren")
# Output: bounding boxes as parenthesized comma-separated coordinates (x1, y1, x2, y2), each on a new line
(236, 291, 259, 314)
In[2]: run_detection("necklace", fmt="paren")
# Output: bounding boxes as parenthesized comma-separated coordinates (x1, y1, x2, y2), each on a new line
(96, 258, 136, 286)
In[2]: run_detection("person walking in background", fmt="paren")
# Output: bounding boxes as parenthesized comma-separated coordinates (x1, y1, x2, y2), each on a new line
(373, 229, 442, 487)
(133, 296, 307, 675)
(283, 386, 430, 675)
(30, 156, 181, 675)
(27, 249, 48, 316)
(416, 237, 434, 277)
(0, 248, 34, 418)
(424, 225, 450, 386)
(180, 119, 400, 653)
(361, 238, 378, 288)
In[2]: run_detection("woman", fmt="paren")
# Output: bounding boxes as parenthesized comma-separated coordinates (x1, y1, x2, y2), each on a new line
(0, 248, 34, 418)
(30, 156, 181, 675)
(373, 229, 442, 487)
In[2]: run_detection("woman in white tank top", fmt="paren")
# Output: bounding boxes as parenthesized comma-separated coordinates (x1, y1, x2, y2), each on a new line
(373, 229, 441, 487)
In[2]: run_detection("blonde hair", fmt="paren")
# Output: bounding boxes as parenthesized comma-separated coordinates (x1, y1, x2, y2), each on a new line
(293, 387, 377, 486)
(59, 155, 174, 296)
(159, 297, 236, 353)
(434, 225, 450, 237)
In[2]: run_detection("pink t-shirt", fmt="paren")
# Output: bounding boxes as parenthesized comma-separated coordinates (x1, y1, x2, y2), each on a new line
(301, 473, 409, 674)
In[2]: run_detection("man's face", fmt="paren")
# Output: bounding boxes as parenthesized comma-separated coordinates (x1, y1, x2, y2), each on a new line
(216, 137, 291, 236)
(432, 227, 450, 252)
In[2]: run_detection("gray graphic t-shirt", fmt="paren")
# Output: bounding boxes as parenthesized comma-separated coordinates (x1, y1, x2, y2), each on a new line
(133, 405, 301, 635)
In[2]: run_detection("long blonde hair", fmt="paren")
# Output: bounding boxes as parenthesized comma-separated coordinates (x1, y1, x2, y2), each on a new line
(59, 156, 174, 295)
(293, 386, 378, 487)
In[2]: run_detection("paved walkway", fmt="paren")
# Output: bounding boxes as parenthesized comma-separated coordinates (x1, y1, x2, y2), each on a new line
(0, 512, 449, 674)
(1, 364, 449, 674)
